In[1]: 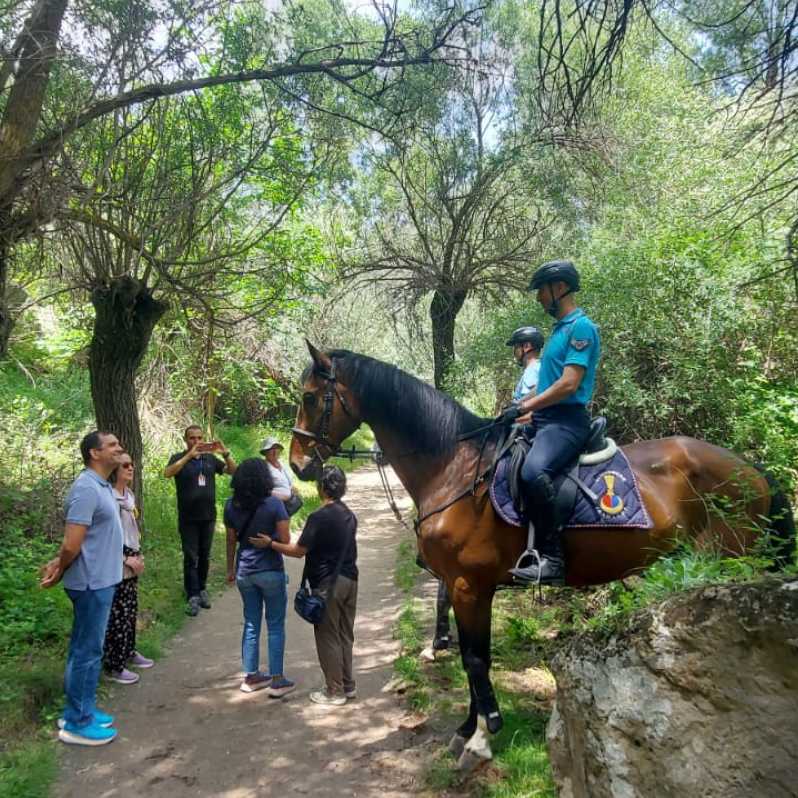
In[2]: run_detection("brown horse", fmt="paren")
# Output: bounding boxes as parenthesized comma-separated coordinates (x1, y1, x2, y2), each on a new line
(289, 343, 795, 767)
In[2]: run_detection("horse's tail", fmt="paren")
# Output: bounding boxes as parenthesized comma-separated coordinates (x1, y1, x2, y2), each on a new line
(755, 465, 796, 570)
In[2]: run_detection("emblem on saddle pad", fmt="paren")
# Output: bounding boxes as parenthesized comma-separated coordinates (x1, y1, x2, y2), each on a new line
(598, 471, 626, 515)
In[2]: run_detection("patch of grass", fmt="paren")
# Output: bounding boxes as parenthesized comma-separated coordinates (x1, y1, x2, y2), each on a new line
(481, 690, 555, 798)
(0, 740, 58, 798)
(395, 538, 419, 593)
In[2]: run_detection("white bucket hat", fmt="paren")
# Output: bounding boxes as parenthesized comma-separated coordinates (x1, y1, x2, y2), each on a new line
(259, 437, 284, 455)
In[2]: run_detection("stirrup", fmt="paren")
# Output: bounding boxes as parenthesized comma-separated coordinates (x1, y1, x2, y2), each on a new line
(510, 548, 543, 584)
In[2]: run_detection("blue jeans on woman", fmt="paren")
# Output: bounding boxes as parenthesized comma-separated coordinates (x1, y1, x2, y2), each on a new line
(236, 570, 288, 675)
(64, 585, 117, 728)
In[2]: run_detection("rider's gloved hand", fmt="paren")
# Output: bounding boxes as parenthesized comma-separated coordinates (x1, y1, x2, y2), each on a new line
(496, 403, 522, 426)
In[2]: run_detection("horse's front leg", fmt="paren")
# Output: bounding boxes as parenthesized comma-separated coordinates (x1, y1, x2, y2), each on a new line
(448, 677, 477, 759)
(449, 576, 501, 771)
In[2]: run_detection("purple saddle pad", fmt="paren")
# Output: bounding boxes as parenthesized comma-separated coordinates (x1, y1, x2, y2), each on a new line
(489, 448, 653, 530)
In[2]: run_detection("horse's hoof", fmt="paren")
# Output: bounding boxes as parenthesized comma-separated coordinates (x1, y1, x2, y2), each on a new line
(456, 714, 493, 771)
(420, 646, 436, 662)
(447, 733, 467, 758)
(456, 747, 492, 773)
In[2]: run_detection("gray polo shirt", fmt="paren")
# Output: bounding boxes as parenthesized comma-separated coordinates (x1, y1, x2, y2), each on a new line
(62, 469, 124, 591)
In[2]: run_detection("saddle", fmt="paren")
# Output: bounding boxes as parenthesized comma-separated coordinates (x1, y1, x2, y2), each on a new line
(490, 415, 652, 530)
(506, 417, 614, 524)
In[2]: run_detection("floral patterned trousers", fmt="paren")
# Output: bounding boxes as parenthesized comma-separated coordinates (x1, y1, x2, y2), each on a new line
(102, 546, 139, 672)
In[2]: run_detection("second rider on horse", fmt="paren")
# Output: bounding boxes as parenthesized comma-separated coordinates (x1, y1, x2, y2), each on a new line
(501, 260, 601, 585)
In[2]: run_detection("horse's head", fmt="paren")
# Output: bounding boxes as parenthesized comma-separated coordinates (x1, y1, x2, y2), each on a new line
(289, 341, 362, 481)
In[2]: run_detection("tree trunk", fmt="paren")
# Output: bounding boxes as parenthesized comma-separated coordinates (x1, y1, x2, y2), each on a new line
(0, 0, 69, 207)
(0, 231, 12, 358)
(89, 276, 168, 504)
(430, 288, 467, 390)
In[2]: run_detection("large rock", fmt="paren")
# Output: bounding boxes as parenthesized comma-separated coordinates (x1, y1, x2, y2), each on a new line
(547, 578, 798, 798)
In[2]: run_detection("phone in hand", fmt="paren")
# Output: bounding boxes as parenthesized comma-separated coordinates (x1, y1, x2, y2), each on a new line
(196, 442, 219, 453)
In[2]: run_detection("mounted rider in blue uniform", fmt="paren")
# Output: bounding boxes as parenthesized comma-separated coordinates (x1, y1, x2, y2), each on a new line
(500, 260, 601, 585)
(507, 326, 544, 404)
(423, 324, 546, 659)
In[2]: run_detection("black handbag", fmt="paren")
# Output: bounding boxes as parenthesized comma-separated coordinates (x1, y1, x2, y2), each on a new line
(293, 584, 327, 624)
(293, 515, 354, 625)
(284, 493, 303, 516)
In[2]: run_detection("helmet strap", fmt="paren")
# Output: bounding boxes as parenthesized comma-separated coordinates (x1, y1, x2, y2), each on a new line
(546, 285, 574, 318)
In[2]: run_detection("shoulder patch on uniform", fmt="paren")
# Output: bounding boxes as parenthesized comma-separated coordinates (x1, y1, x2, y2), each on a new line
(570, 338, 591, 350)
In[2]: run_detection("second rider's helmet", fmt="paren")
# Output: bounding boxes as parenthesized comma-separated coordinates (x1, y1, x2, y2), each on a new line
(505, 326, 545, 351)
(528, 260, 581, 292)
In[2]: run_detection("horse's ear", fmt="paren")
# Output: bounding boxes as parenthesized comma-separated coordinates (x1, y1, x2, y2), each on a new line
(306, 339, 332, 372)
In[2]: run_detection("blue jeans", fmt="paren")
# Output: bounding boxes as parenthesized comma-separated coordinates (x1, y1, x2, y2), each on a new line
(64, 585, 117, 728)
(236, 570, 288, 676)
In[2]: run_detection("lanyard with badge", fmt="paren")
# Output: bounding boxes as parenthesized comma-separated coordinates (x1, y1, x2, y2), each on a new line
(196, 455, 207, 487)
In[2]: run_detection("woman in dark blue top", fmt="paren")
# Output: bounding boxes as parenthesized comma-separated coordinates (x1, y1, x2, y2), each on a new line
(224, 458, 294, 697)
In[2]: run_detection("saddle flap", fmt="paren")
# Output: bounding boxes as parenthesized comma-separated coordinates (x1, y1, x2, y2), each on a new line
(507, 437, 530, 512)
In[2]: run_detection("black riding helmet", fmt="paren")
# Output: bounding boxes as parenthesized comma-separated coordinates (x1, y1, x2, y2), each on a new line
(505, 326, 544, 351)
(528, 260, 581, 317)
(528, 260, 581, 292)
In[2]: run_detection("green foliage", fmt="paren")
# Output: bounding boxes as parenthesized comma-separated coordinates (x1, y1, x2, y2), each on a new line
(581, 546, 796, 635)
(0, 741, 57, 798)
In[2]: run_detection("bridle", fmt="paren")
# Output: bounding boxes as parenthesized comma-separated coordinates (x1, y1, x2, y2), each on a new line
(291, 358, 359, 463)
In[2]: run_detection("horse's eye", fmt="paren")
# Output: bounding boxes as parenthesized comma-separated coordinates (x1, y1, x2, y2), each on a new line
(302, 392, 317, 409)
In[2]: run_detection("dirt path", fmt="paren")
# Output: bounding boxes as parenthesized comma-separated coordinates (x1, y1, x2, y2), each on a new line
(56, 465, 432, 798)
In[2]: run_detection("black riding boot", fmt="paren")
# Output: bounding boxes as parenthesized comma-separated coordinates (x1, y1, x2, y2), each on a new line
(509, 474, 566, 586)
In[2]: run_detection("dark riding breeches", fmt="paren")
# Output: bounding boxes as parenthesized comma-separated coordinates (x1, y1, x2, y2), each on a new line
(520, 405, 591, 541)
(520, 404, 591, 485)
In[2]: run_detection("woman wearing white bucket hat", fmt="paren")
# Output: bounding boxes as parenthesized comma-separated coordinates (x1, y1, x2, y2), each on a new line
(260, 437, 302, 515)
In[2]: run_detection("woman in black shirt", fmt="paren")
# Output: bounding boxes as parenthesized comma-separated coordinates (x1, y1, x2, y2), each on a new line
(268, 465, 357, 706)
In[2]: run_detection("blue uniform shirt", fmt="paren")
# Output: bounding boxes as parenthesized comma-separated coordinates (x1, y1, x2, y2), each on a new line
(62, 469, 124, 591)
(536, 308, 600, 406)
(513, 359, 540, 402)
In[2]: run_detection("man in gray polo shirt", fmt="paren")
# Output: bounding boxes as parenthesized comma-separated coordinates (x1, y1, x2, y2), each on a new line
(41, 430, 124, 746)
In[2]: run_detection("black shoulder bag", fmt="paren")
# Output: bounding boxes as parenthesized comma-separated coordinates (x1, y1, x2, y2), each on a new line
(294, 514, 354, 625)
(283, 493, 304, 517)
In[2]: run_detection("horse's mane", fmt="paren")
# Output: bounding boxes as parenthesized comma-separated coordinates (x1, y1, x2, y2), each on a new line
(313, 350, 492, 457)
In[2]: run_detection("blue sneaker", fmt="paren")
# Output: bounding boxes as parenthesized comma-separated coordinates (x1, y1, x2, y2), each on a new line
(93, 709, 114, 726)
(58, 709, 114, 730)
(267, 677, 296, 698)
(58, 722, 117, 746)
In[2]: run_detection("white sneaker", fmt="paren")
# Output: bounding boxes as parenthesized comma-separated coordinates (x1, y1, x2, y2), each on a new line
(309, 690, 346, 706)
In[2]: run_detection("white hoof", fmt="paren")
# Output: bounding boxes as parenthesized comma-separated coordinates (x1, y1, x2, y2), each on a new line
(448, 733, 467, 758)
(420, 646, 436, 662)
(456, 715, 492, 772)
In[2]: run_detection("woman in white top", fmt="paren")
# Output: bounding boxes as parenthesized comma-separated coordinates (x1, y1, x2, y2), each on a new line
(102, 453, 155, 684)
(260, 437, 296, 501)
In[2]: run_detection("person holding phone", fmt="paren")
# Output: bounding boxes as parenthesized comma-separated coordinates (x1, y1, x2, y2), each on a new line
(164, 425, 237, 616)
